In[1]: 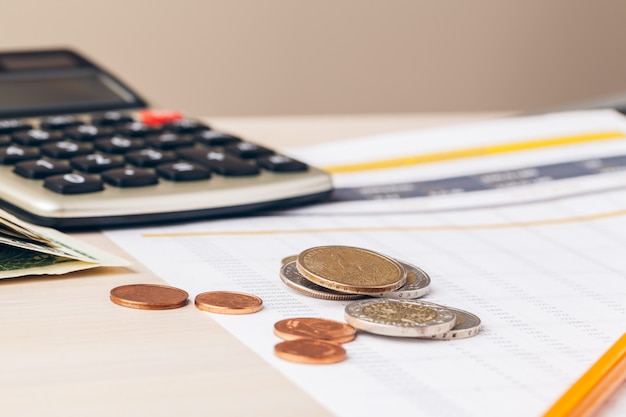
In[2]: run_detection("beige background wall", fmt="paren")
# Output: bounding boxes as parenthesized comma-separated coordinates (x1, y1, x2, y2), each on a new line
(2, 0, 626, 117)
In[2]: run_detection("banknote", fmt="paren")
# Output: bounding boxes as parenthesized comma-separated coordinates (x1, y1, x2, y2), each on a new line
(0, 208, 130, 279)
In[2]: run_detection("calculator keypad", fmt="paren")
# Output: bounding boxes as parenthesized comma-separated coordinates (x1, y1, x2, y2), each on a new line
(0, 112, 311, 193)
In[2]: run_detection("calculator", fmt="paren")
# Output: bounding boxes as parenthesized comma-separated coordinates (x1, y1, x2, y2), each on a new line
(0, 48, 333, 229)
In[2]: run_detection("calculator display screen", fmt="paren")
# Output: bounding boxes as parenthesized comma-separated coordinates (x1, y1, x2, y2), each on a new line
(0, 53, 79, 71)
(0, 49, 147, 118)
(0, 72, 136, 117)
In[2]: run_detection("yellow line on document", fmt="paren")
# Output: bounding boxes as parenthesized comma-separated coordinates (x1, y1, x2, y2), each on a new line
(323, 131, 626, 173)
(142, 208, 626, 238)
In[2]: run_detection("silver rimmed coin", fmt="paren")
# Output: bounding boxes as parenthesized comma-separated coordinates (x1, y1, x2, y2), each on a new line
(427, 306, 481, 339)
(296, 245, 406, 295)
(344, 298, 457, 337)
(374, 260, 430, 299)
(280, 261, 364, 301)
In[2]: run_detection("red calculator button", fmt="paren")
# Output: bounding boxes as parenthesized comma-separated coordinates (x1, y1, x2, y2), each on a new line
(139, 109, 183, 126)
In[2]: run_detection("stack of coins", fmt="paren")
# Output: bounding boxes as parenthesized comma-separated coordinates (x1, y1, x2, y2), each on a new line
(273, 317, 356, 364)
(279, 245, 481, 340)
(344, 299, 481, 340)
(280, 245, 431, 300)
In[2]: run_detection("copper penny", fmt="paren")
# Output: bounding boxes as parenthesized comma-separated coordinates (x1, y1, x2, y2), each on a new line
(110, 284, 189, 310)
(194, 291, 263, 314)
(274, 317, 356, 344)
(274, 338, 347, 364)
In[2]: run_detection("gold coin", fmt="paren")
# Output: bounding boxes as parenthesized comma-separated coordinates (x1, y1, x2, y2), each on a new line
(110, 284, 189, 310)
(194, 291, 263, 314)
(374, 260, 431, 299)
(280, 254, 298, 266)
(296, 245, 406, 295)
(274, 338, 347, 364)
(279, 261, 365, 301)
(274, 317, 356, 344)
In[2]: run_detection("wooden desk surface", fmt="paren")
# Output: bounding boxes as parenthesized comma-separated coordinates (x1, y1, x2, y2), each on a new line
(0, 113, 505, 416)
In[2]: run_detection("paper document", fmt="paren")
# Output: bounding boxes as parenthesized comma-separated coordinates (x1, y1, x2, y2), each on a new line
(106, 110, 626, 417)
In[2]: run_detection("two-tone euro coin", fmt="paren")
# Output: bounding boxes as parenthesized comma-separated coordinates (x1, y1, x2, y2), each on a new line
(427, 306, 481, 339)
(344, 298, 457, 338)
(280, 261, 364, 301)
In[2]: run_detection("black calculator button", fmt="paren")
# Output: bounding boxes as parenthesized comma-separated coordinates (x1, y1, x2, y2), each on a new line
(101, 167, 159, 187)
(116, 122, 162, 137)
(194, 130, 242, 146)
(0, 145, 40, 164)
(224, 142, 274, 159)
(40, 115, 83, 130)
(164, 119, 209, 134)
(12, 129, 64, 146)
(0, 135, 11, 146)
(257, 155, 309, 172)
(65, 125, 114, 141)
(71, 154, 126, 173)
(0, 119, 32, 134)
(44, 173, 104, 194)
(14, 159, 72, 179)
(95, 136, 145, 154)
(156, 162, 211, 181)
(126, 149, 177, 167)
(91, 112, 134, 126)
(41, 141, 94, 159)
(177, 148, 260, 176)
(145, 133, 195, 149)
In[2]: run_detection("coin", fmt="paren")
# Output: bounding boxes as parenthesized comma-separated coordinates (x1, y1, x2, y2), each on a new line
(296, 245, 406, 295)
(374, 261, 430, 299)
(280, 255, 298, 266)
(274, 317, 356, 344)
(427, 306, 482, 339)
(110, 284, 189, 310)
(194, 291, 263, 314)
(344, 298, 457, 337)
(274, 338, 347, 364)
(280, 261, 364, 301)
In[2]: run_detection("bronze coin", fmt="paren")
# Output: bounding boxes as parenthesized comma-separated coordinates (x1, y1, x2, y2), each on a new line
(194, 291, 263, 314)
(274, 317, 356, 344)
(274, 338, 347, 364)
(110, 284, 189, 310)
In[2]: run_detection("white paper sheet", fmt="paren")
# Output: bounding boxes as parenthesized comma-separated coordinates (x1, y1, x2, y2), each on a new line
(106, 110, 626, 417)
